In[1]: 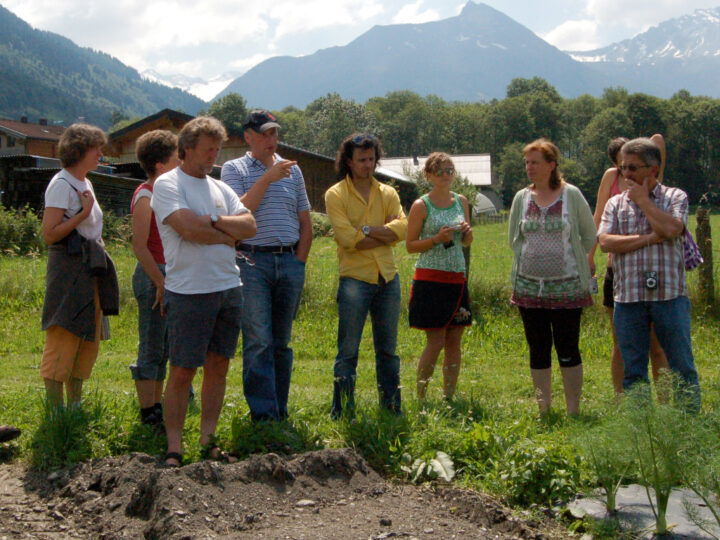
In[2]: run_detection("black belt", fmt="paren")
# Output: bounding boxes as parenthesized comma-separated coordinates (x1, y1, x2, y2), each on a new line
(237, 243, 297, 254)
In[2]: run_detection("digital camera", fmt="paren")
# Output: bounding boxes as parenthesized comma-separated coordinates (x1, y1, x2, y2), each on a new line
(644, 271, 658, 290)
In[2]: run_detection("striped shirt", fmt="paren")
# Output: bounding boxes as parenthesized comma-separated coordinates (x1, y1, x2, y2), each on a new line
(221, 152, 311, 246)
(598, 183, 687, 303)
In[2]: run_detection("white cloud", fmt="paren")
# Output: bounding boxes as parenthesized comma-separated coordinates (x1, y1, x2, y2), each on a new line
(542, 0, 719, 51)
(229, 54, 274, 74)
(542, 19, 602, 51)
(269, 0, 384, 39)
(392, 1, 440, 24)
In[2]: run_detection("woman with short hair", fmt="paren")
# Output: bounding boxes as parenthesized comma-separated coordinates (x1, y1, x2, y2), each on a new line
(130, 129, 180, 428)
(40, 123, 118, 407)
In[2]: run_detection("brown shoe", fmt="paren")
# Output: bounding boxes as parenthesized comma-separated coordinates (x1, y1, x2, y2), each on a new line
(0, 425, 21, 443)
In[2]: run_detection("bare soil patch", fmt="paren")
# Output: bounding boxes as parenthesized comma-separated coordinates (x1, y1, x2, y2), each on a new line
(0, 449, 567, 539)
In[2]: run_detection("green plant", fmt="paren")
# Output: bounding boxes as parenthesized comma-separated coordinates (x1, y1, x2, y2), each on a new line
(624, 399, 694, 535)
(680, 417, 720, 539)
(492, 439, 581, 506)
(102, 211, 132, 246)
(400, 451, 455, 483)
(0, 205, 44, 255)
(310, 211, 333, 238)
(575, 421, 635, 512)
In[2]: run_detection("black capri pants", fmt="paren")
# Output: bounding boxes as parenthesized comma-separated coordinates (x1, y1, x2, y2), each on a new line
(518, 307, 583, 370)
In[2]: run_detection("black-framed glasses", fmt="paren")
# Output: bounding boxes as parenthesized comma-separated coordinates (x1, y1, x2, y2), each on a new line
(351, 134, 376, 145)
(619, 164, 649, 173)
(434, 167, 456, 176)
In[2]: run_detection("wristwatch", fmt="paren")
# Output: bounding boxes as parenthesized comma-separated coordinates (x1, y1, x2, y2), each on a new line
(361, 225, 371, 236)
(210, 214, 219, 226)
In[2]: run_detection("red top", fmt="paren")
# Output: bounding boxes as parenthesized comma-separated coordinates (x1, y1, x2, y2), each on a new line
(131, 183, 165, 265)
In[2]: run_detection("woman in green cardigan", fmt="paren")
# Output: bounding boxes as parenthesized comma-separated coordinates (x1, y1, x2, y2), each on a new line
(508, 139, 596, 416)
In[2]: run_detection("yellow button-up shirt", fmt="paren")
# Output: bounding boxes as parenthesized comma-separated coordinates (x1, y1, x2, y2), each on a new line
(325, 175, 407, 284)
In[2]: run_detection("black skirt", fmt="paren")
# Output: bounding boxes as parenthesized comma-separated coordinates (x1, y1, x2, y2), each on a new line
(409, 280, 472, 329)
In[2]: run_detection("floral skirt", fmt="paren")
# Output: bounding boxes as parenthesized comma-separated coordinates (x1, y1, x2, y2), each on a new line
(510, 273, 592, 309)
(409, 268, 472, 329)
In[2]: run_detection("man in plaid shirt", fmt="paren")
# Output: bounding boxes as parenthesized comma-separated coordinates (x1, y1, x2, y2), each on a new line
(598, 137, 700, 411)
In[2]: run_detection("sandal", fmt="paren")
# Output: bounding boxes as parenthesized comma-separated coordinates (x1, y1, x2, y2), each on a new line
(163, 451, 183, 467)
(200, 435, 238, 464)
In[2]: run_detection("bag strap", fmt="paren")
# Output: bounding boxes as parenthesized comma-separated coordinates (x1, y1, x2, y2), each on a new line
(57, 177, 82, 219)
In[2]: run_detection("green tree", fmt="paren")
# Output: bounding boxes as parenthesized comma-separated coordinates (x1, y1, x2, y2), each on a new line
(207, 93, 248, 136)
(559, 94, 598, 160)
(626, 93, 667, 137)
(304, 93, 377, 156)
(275, 106, 311, 150)
(579, 105, 633, 193)
(506, 77, 562, 103)
(496, 142, 526, 205)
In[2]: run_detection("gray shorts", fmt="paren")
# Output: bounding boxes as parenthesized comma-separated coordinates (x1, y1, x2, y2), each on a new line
(165, 286, 243, 369)
(130, 263, 168, 381)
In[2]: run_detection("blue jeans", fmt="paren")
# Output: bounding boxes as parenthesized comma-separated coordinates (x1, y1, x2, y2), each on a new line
(130, 263, 168, 381)
(332, 275, 401, 417)
(238, 252, 305, 421)
(614, 296, 701, 412)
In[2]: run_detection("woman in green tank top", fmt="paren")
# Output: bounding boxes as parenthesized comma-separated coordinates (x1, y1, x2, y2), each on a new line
(406, 153, 474, 400)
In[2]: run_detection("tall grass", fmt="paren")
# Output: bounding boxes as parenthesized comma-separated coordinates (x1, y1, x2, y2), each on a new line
(1, 218, 719, 514)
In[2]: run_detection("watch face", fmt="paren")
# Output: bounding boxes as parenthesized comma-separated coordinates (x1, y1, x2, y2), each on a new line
(211, 214, 219, 223)
(362, 225, 370, 235)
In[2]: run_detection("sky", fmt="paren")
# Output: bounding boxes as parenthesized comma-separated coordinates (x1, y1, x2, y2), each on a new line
(3, 0, 719, 89)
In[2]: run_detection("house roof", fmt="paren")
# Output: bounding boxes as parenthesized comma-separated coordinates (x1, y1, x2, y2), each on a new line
(381, 154, 493, 186)
(0, 119, 65, 141)
(108, 108, 194, 141)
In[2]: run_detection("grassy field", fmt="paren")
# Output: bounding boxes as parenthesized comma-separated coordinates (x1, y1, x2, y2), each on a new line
(1, 218, 719, 515)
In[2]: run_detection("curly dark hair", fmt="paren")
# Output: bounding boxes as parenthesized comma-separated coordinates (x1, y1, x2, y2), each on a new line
(136, 130, 178, 177)
(58, 123, 107, 168)
(334, 133, 383, 180)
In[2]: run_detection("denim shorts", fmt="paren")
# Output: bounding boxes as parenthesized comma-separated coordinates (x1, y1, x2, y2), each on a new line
(165, 286, 243, 369)
(130, 263, 168, 381)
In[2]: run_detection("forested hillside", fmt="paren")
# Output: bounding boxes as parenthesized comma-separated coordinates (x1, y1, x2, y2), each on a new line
(0, 5, 204, 128)
(241, 80, 720, 206)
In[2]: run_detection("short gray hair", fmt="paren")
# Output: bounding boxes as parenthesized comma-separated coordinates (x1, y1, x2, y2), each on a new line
(177, 116, 227, 159)
(621, 137, 661, 167)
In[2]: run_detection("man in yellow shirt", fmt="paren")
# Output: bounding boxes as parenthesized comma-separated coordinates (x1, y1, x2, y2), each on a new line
(325, 133, 407, 418)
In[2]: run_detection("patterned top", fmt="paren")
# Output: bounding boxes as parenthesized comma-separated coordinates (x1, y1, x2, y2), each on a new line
(416, 193, 467, 275)
(221, 152, 311, 246)
(511, 188, 592, 309)
(598, 183, 687, 303)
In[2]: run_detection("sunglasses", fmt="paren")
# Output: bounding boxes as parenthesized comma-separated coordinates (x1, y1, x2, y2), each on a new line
(619, 164, 650, 173)
(434, 167, 456, 176)
(351, 134, 376, 145)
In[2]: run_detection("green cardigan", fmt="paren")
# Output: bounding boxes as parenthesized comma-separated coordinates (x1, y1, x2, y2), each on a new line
(508, 183, 597, 294)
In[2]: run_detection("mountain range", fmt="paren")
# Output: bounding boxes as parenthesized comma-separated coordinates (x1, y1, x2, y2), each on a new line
(217, 2, 606, 108)
(568, 7, 720, 99)
(216, 2, 720, 107)
(0, 4, 204, 129)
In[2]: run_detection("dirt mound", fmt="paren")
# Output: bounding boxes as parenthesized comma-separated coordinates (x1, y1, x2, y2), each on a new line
(0, 448, 561, 539)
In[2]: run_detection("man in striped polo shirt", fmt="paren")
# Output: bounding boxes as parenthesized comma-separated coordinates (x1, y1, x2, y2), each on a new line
(221, 110, 312, 422)
(598, 137, 700, 412)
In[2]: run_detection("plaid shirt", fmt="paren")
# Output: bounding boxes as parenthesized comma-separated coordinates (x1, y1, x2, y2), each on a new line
(598, 183, 688, 303)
